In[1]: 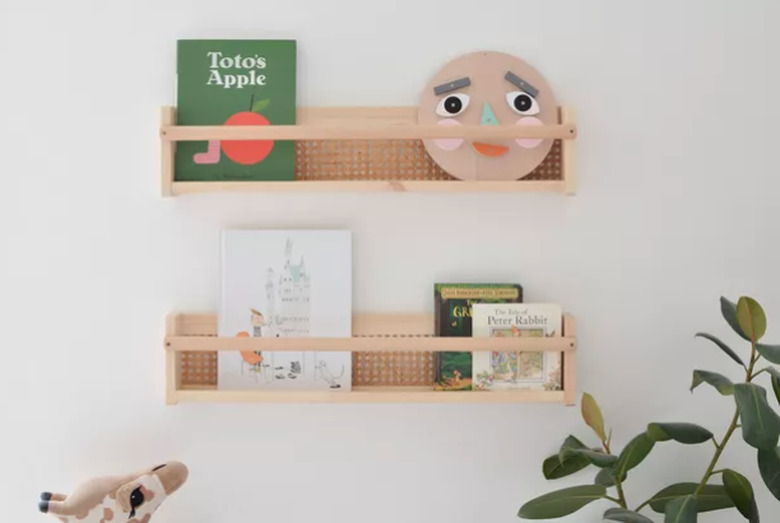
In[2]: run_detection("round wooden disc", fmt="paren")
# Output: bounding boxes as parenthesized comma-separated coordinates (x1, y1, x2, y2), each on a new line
(418, 51, 558, 181)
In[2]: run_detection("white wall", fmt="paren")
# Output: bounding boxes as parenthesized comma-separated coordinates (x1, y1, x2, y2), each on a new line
(2, 0, 779, 522)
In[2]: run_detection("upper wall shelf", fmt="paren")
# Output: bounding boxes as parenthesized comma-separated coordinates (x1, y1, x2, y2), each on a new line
(159, 105, 578, 196)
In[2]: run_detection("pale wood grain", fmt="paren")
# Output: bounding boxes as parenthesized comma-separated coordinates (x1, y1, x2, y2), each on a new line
(174, 387, 566, 404)
(165, 313, 181, 405)
(562, 314, 577, 406)
(169, 180, 566, 195)
(160, 104, 577, 142)
(160, 107, 176, 197)
(165, 334, 575, 353)
(561, 106, 577, 195)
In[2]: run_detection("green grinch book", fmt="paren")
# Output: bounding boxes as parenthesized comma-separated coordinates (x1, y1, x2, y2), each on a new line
(433, 283, 523, 391)
(175, 39, 296, 181)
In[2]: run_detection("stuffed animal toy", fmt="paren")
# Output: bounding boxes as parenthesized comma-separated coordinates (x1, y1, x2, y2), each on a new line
(38, 461, 188, 523)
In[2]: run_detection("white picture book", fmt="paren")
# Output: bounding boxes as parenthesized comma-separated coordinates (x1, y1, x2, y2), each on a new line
(471, 303, 562, 391)
(217, 229, 352, 391)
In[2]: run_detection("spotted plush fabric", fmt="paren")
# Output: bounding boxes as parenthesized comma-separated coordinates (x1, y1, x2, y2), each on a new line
(38, 462, 187, 523)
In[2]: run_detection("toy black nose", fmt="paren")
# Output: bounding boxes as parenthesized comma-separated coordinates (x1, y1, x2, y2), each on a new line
(38, 500, 49, 513)
(152, 464, 166, 471)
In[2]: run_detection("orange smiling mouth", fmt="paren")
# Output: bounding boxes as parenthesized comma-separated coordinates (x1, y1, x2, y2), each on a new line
(473, 142, 509, 157)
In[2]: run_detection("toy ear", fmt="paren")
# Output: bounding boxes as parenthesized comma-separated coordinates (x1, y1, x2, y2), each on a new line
(116, 481, 139, 515)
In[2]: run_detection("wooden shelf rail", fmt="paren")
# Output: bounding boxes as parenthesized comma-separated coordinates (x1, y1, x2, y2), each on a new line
(161, 106, 577, 141)
(165, 312, 577, 406)
(160, 105, 578, 196)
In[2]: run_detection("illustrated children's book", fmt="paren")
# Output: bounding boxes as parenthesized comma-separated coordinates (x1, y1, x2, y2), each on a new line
(175, 39, 297, 181)
(217, 230, 352, 391)
(433, 283, 523, 390)
(471, 303, 563, 391)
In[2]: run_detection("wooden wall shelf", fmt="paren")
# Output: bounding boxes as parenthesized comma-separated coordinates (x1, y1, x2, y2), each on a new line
(160, 105, 577, 196)
(165, 312, 577, 405)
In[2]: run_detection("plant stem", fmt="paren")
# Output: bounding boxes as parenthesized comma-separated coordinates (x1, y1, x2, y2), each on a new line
(604, 495, 622, 505)
(635, 499, 651, 513)
(694, 337, 758, 495)
(602, 437, 628, 508)
(613, 481, 628, 510)
(695, 409, 739, 492)
(752, 367, 767, 379)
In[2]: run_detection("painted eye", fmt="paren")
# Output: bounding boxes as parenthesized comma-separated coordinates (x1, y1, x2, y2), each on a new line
(506, 91, 539, 115)
(436, 93, 470, 117)
(130, 487, 144, 509)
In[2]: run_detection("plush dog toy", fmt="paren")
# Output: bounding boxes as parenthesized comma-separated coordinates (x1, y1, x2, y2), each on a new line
(38, 461, 188, 523)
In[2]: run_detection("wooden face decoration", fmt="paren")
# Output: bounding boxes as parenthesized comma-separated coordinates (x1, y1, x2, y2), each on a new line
(419, 51, 558, 181)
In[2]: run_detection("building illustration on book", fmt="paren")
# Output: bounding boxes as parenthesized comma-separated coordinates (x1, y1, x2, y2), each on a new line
(262, 238, 311, 339)
(217, 230, 352, 391)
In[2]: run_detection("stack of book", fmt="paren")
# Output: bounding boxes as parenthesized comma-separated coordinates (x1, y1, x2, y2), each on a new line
(433, 283, 563, 392)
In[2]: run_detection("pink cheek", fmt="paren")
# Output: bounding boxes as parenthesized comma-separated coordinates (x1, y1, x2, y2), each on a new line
(515, 117, 544, 149)
(434, 119, 464, 151)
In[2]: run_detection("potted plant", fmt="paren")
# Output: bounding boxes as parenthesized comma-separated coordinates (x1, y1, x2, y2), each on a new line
(518, 296, 780, 522)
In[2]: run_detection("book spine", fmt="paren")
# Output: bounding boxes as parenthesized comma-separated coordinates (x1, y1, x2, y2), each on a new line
(433, 288, 443, 384)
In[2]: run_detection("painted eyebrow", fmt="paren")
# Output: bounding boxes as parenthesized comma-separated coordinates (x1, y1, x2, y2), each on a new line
(504, 71, 539, 98)
(433, 77, 471, 95)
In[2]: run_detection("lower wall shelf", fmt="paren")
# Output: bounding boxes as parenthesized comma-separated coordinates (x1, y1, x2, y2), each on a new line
(164, 312, 577, 405)
(174, 387, 566, 404)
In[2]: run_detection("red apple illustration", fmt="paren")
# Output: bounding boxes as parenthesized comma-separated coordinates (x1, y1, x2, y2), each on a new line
(220, 96, 274, 165)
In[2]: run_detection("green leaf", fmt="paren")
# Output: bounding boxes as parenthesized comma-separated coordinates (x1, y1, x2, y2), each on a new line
(664, 495, 697, 523)
(614, 433, 655, 478)
(647, 423, 713, 444)
(690, 370, 734, 395)
(734, 383, 780, 450)
(557, 435, 586, 461)
(561, 448, 618, 468)
(648, 483, 734, 513)
(543, 452, 590, 480)
(594, 467, 625, 487)
(772, 375, 780, 407)
(760, 367, 780, 406)
(252, 98, 270, 112)
(737, 296, 767, 342)
(722, 469, 759, 522)
(757, 447, 780, 502)
(559, 434, 587, 452)
(694, 332, 744, 367)
(757, 344, 780, 364)
(558, 435, 616, 468)
(721, 296, 751, 341)
(603, 507, 654, 522)
(517, 485, 606, 519)
(581, 393, 607, 441)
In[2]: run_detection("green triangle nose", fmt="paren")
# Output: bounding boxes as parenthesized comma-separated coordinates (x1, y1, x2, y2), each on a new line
(481, 102, 499, 125)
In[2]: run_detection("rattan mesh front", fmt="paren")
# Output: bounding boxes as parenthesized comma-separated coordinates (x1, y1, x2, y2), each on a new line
(179, 347, 435, 387)
(181, 350, 218, 386)
(352, 345, 435, 386)
(294, 139, 562, 181)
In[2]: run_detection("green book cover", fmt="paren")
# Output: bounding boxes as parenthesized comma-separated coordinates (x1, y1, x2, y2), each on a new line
(175, 39, 297, 181)
(433, 283, 523, 391)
